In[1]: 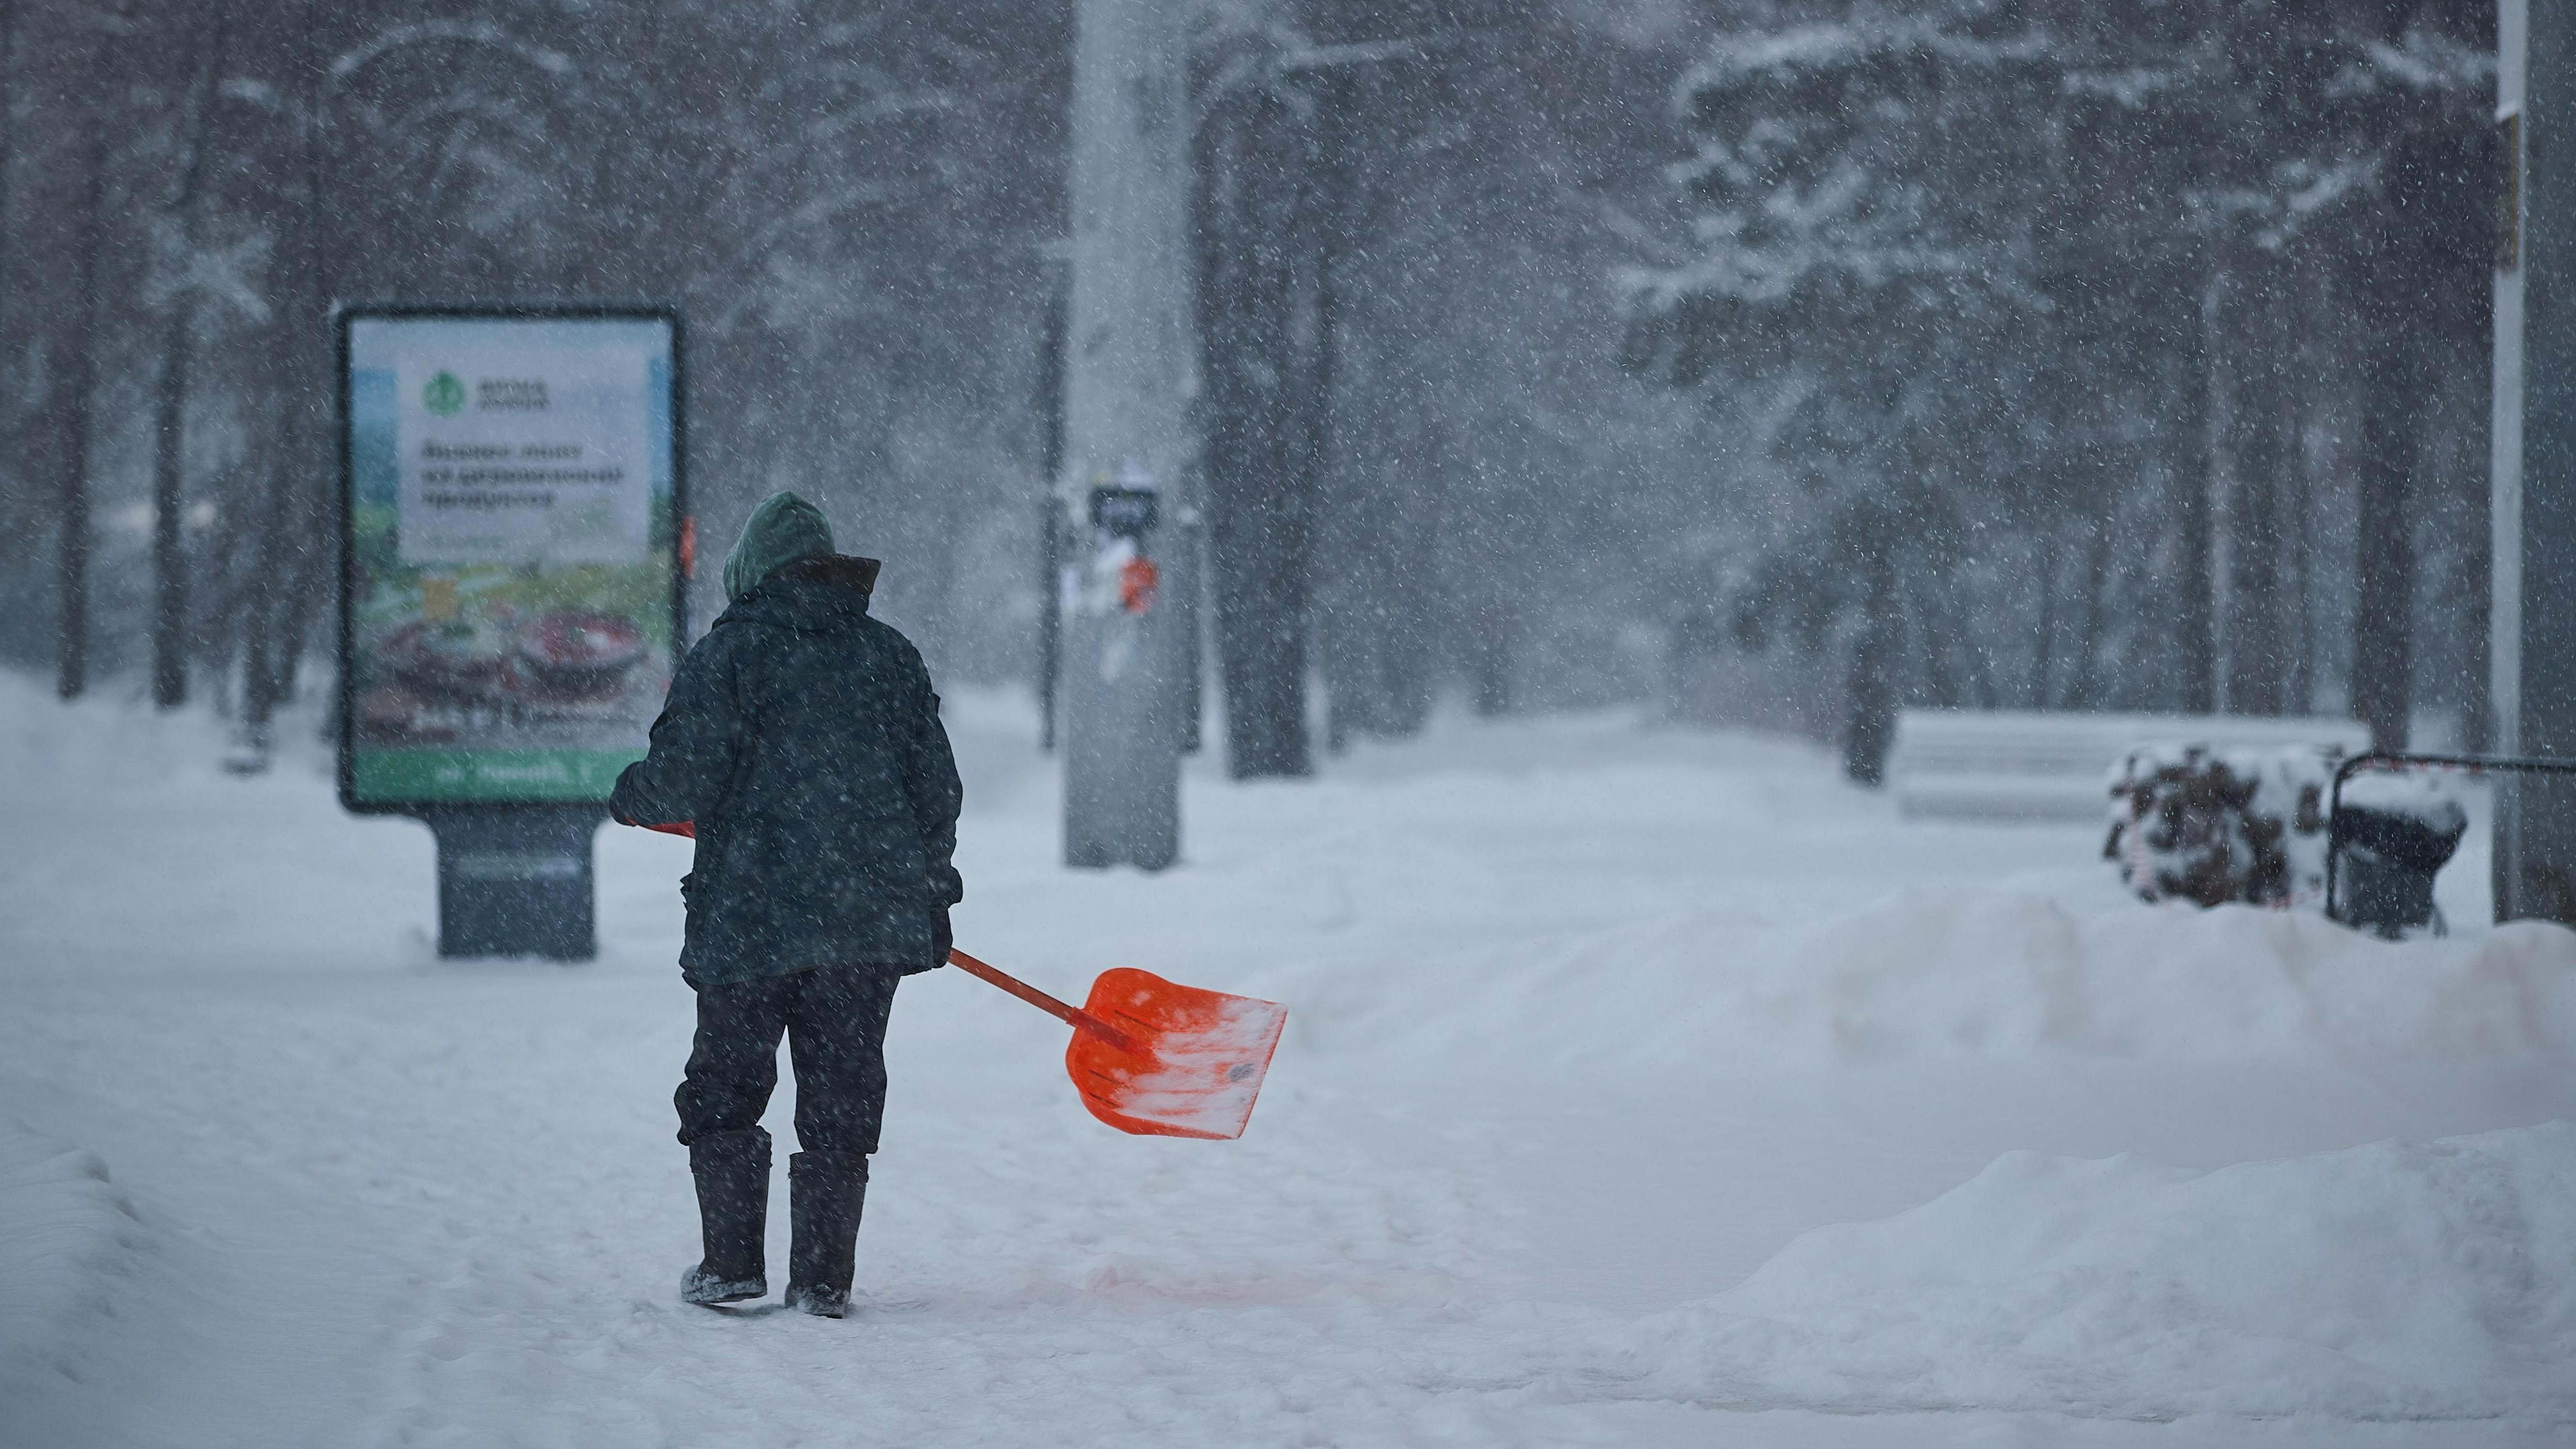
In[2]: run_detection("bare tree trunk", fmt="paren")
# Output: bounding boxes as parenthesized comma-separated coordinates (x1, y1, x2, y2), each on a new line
(1037, 283, 1067, 752)
(2029, 531, 2060, 708)
(2352, 325, 2418, 749)
(2287, 261, 2330, 716)
(238, 303, 311, 751)
(2339, 22, 2493, 749)
(2171, 273, 2217, 713)
(1843, 541, 1899, 785)
(2460, 329, 2494, 751)
(8, 0, 116, 702)
(2225, 262, 2291, 714)
(1937, 549, 1995, 708)
(150, 302, 197, 709)
(55, 133, 106, 701)
(0, 0, 13, 336)
(150, 9, 230, 711)
(1198, 82, 1327, 778)
(237, 0, 337, 748)
(2062, 518, 2112, 709)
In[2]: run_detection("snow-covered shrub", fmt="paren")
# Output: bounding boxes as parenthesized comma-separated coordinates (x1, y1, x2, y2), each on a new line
(2105, 743, 2345, 909)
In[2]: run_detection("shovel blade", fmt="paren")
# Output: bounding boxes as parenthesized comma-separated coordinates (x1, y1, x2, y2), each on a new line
(1065, 969, 1287, 1140)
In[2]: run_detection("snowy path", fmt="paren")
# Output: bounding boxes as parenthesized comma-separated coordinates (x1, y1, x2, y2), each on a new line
(5, 679, 2574, 1446)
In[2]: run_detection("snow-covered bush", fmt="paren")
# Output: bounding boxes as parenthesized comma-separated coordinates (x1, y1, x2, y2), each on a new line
(2105, 743, 2344, 909)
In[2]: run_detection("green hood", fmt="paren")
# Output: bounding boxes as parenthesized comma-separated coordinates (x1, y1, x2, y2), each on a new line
(722, 491, 834, 603)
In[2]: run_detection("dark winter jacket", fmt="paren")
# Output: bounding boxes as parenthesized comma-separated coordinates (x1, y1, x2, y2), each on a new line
(611, 554, 963, 987)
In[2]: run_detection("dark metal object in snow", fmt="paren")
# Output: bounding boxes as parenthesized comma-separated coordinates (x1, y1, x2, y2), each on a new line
(2325, 753, 2576, 939)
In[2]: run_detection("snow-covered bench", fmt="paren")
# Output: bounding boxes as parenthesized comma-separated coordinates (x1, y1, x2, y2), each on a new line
(1888, 709, 2375, 822)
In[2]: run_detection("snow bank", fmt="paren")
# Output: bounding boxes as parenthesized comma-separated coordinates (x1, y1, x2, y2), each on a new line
(1296, 887, 2576, 1067)
(1580, 1121, 2576, 1422)
(0, 1120, 157, 1438)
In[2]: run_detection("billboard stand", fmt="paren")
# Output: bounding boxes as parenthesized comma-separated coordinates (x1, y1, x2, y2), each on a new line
(428, 805, 604, 959)
(338, 306, 686, 962)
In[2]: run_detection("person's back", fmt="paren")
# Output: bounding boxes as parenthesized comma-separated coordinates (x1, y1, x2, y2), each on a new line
(611, 491, 962, 1317)
(621, 550, 961, 987)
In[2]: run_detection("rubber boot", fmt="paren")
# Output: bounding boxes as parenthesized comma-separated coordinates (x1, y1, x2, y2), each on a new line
(681, 1127, 770, 1306)
(783, 1150, 868, 1317)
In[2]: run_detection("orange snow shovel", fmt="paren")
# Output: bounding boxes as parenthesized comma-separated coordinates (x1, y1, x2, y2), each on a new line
(626, 823, 1283, 1136)
(946, 949, 1287, 1140)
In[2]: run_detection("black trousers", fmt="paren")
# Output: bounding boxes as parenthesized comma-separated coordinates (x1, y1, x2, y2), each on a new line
(676, 965, 900, 1157)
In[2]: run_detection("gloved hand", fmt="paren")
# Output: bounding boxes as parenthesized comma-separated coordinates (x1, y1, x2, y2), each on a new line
(931, 909, 954, 968)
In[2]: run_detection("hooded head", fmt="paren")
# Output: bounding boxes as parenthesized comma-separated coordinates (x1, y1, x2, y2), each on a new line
(723, 491, 834, 603)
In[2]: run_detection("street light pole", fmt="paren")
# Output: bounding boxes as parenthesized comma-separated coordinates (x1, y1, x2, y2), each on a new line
(2494, 0, 2576, 922)
(1057, 0, 1195, 870)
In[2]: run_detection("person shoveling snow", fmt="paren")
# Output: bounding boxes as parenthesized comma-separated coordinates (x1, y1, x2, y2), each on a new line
(611, 493, 1286, 1317)
(611, 491, 964, 1318)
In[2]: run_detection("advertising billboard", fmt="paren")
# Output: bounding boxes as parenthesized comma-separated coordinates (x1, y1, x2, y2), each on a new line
(339, 308, 684, 813)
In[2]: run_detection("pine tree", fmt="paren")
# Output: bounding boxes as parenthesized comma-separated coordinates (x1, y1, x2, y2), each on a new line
(1622, 4, 2065, 778)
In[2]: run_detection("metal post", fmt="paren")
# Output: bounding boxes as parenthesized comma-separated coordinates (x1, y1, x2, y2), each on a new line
(2496, 1, 2576, 923)
(1058, 0, 1194, 870)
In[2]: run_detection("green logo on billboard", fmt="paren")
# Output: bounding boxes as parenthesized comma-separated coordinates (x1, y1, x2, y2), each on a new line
(423, 371, 465, 416)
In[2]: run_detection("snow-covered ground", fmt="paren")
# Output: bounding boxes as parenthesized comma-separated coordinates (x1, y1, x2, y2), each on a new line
(4, 672, 2573, 1447)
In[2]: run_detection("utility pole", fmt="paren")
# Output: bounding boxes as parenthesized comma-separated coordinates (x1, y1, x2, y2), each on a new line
(1057, 0, 1196, 870)
(2494, 0, 2576, 922)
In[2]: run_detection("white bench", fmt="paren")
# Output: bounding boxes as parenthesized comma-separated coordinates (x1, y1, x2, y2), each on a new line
(1888, 710, 2376, 822)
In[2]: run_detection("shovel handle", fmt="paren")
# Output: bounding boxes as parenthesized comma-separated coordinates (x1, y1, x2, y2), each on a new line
(946, 949, 1141, 1055)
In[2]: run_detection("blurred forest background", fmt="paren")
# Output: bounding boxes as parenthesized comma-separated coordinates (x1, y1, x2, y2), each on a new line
(0, 0, 2499, 781)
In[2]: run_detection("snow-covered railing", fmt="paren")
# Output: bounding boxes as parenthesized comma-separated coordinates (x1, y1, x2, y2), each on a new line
(1888, 709, 2373, 822)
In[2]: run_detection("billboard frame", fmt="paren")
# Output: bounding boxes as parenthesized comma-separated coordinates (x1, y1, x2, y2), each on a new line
(334, 301, 688, 819)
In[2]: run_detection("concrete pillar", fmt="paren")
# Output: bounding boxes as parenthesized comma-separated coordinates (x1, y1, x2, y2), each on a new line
(1058, 0, 1195, 870)
(2495, 0, 2576, 922)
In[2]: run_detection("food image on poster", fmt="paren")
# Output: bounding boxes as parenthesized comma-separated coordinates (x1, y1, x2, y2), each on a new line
(342, 314, 681, 808)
